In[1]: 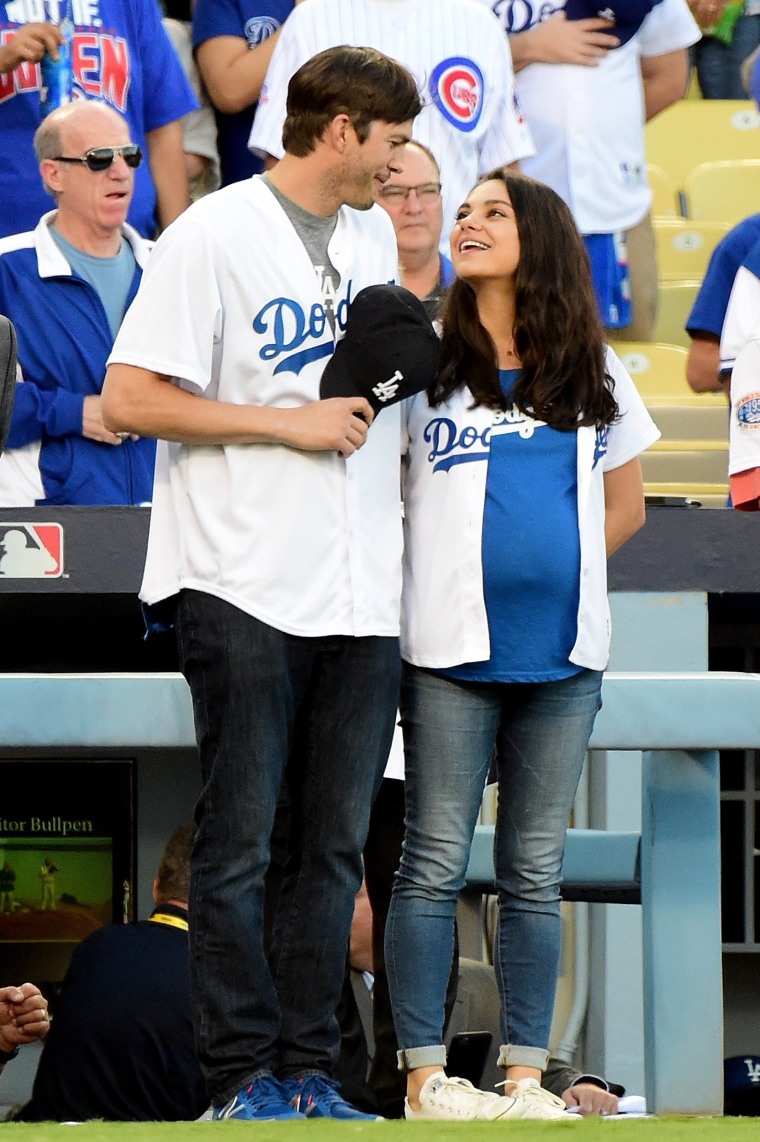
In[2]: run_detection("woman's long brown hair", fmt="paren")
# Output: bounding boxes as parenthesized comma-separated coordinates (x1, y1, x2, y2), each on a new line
(429, 168, 620, 430)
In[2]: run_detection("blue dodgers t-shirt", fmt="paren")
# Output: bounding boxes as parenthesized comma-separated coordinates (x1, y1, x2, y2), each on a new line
(443, 369, 583, 684)
(192, 0, 294, 186)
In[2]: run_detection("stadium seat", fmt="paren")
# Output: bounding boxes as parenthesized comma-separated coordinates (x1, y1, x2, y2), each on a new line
(652, 280, 701, 348)
(610, 341, 691, 401)
(683, 160, 760, 226)
(644, 482, 728, 507)
(641, 444, 728, 484)
(612, 341, 729, 443)
(645, 99, 760, 186)
(653, 218, 730, 281)
(647, 163, 683, 219)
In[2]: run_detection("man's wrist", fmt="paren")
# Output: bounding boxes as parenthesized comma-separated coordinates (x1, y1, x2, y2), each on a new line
(0, 1043, 20, 1063)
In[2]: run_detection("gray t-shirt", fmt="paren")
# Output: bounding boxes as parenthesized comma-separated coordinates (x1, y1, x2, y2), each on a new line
(50, 226, 136, 340)
(262, 174, 340, 330)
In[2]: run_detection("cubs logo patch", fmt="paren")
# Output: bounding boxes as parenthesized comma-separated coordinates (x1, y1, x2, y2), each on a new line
(429, 58, 484, 133)
(737, 391, 760, 429)
(0, 523, 63, 578)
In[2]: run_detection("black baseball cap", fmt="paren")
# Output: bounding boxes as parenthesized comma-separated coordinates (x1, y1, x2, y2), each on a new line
(320, 284, 441, 414)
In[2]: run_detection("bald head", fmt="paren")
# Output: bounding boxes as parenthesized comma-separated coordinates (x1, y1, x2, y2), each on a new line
(34, 100, 129, 165)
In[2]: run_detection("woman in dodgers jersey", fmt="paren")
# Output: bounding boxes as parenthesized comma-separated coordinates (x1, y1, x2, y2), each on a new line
(386, 169, 659, 1122)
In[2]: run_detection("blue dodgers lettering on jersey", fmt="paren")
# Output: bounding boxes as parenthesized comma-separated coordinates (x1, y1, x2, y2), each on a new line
(425, 406, 547, 472)
(737, 391, 760, 429)
(1, 0, 131, 109)
(244, 14, 280, 45)
(593, 425, 609, 466)
(253, 281, 353, 377)
(492, 0, 561, 35)
(429, 57, 484, 133)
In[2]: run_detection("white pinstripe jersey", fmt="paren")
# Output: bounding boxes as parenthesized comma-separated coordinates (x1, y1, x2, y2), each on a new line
(249, 0, 535, 250)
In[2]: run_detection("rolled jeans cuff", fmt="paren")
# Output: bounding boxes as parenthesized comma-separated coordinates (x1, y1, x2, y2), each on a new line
(498, 1045, 550, 1071)
(397, 1045, 447, 1072)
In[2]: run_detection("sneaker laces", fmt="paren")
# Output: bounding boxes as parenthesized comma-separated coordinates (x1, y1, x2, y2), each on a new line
(293, 1074, 343, 1112)
(497, 1076, 567, 1112)
(241, 1076, 292, 1116)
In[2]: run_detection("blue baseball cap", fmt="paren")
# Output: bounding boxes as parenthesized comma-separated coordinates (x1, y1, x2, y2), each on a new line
(562, 0, 663, 45)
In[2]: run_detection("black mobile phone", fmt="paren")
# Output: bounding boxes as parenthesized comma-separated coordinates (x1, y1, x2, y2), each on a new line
(446, 1031, 493, 1087)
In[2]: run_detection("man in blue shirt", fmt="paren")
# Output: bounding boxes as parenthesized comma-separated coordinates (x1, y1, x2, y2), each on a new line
(0, 99, 155, 505)
(0, 0, 197, 239)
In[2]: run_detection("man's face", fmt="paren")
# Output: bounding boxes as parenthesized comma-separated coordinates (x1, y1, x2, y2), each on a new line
(43, 105, 136, 238)
(375, 144, 443, 260)
(340, 119, 413, 211)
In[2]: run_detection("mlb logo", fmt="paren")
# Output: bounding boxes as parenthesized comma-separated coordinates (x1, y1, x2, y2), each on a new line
(0, 523, 63, 579)
(429, 58, 484, 133)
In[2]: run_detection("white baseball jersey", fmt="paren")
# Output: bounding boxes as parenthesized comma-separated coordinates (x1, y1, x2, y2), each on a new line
(480, 0, 699, 233)
(720, 260, 760, 375)
(728, 324, 760, 510)
(108, 176, 404, 637)
(400, 349, 660, 670)
(249, 0, 535, 249)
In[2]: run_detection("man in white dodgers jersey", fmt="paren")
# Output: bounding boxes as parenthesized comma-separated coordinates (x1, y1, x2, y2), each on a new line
(102, 45, 421, 1124)
(248, 0, 535, 250)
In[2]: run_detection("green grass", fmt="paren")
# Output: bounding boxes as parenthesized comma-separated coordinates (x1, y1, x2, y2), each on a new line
(4, 1120, 760, 1142)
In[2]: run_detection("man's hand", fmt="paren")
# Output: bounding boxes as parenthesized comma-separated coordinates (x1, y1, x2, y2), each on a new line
(0, 23, 63, 73)
(278, 397, 374, 456)
(83, 394, 136, 444)
(511, 12, 619, 69)
(562, 1082, 619, 1116)
(0, 984, 49, 1052)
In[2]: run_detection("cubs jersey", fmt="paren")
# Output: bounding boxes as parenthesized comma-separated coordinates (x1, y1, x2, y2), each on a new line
(108, 176, 404, 638)
(480, 0, 699, 233)
(249, 0, 535, 249)
(0, 0, 197, 239)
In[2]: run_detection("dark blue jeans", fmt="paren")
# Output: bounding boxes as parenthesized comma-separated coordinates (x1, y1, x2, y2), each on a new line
(175, 589, 401, 1104)
(387, 664, 602, 1073)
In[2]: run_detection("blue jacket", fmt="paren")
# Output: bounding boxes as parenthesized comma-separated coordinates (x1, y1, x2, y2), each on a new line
(0, 214, 155, 506)
(0, 0, 198, 239)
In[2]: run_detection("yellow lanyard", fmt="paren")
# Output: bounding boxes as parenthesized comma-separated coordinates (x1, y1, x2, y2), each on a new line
(148, 912, 189, 932)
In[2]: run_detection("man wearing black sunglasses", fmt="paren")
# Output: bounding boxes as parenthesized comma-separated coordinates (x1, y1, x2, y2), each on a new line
(0, 100, 156, 507)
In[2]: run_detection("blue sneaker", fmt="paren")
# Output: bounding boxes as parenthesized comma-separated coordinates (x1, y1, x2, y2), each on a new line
(213, 1076, 306, 1121)
(284, 1074, 383, 1120)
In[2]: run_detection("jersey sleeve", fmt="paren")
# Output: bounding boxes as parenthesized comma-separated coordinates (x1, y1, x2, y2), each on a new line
(729, 330, 760, 510)
(135, 0, 199, 132)
(602, 347, 661, 470)
(109, 214, 224, 394)
(248, 5, 309, 160)
(476, 16, 535, 171)
(720, 263, 760, 374)
(686, 235, 747, 338)
(636, 0, 700, 57)
(193, 0, 244, 48)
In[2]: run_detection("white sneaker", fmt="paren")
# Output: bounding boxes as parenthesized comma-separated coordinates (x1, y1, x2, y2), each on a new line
(500, 1076, 580, 1120)
(405, 1073, 530, 1121)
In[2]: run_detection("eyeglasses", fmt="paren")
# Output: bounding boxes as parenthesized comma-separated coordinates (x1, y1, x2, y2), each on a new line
(379, 182, 441, 205)
(51, 144, 143, 172)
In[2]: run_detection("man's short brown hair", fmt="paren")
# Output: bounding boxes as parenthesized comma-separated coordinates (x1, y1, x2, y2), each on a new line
(155, 823, 195, 904)
(282, 45, 422, 157)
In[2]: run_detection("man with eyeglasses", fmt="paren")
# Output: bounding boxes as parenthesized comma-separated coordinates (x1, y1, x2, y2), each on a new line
(375, 141, 454, 320)
(0, 99, 155, 506)
(248, 0, 535, 248)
